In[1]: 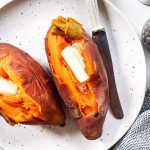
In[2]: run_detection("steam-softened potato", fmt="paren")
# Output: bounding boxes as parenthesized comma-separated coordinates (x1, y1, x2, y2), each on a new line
(45, 16, 109, 140)
(0, 43, 65, 125)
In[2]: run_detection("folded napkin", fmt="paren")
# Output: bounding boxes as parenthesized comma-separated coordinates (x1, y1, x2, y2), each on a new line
(112, 88, 150, 150)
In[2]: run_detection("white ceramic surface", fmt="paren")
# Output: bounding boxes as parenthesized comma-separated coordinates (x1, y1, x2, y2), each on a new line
(110, 0, 150, 89)
(0, 0, 146, 150)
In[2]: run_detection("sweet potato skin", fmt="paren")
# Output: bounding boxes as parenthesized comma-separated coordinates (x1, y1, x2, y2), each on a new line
(45, 29, 109, 139)
(0, 43, 65, 125)
(76, 32, 108, 139)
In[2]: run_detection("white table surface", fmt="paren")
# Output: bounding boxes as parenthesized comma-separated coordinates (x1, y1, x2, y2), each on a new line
(0, 0, 149, 150)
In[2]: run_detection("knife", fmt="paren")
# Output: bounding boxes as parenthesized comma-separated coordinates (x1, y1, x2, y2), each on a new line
(85, 0, 124, 119)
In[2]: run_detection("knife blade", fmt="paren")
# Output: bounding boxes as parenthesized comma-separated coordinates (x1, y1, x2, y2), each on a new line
(85, 0, 124, 119)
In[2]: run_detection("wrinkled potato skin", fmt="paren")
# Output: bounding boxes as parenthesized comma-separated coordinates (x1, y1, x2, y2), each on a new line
(45, 29, 109, 140)
(0, 43, 65, 125)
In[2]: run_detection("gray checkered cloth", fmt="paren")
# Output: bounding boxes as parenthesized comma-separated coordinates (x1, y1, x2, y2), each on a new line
(112, 88, 150, 150)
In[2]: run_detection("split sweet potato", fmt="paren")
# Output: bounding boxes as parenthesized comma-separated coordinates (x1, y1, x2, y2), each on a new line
(45, 16, 109, 140)
(0, 43, 65, 125)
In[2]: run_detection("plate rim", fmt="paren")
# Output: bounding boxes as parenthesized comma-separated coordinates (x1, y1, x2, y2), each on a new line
(103, 0, 146, 149)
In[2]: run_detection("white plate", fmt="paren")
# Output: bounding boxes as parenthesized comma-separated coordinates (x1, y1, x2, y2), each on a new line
(0, 0, 146, 150)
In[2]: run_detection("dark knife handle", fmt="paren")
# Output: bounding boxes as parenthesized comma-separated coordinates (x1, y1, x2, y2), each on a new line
(92, 29, 124, 119)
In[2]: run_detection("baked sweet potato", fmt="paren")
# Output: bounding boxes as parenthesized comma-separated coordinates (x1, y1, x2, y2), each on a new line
(45, 16, 109, 140)
(0, 43, 65, 125)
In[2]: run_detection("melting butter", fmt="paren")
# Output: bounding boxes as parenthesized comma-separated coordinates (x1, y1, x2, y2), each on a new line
(61, 43, 89, 83)
(0, 77, 18, 95)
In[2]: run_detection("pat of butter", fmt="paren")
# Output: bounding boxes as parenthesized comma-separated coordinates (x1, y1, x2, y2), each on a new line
(61, 43, 89, 82)
(0, 77, 18, 95)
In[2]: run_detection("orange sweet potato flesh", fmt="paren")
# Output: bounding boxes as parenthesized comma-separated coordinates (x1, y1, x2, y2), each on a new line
(45, 28, 109, 140)
(0, 43, 65, 125)
(45, 16, 108, 140)
(47, 34, 99, 115)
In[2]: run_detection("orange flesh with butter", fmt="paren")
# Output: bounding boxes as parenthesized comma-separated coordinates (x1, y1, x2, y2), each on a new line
(47, 32, 98, 116)
(0, 56, 45, 124)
